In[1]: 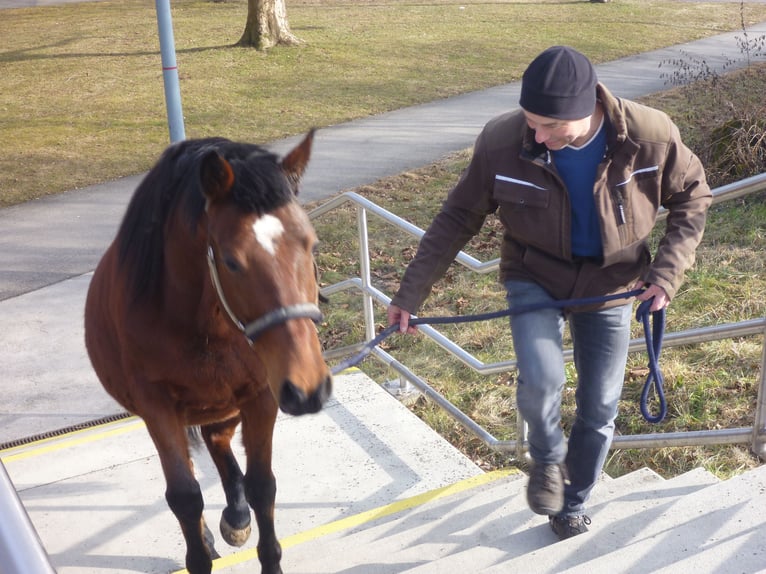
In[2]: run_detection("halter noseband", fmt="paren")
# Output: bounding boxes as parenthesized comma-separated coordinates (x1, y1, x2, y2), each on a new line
(206, 245, 323, 343)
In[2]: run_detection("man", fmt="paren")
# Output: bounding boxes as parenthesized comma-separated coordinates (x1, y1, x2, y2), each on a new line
(387, 46, 711, 540)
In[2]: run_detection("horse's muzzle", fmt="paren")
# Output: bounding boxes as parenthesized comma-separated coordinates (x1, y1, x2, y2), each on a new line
(278, 375, 333, 415)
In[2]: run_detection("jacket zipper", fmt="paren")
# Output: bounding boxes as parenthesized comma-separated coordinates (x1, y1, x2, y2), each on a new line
(613, 187, 626, 225)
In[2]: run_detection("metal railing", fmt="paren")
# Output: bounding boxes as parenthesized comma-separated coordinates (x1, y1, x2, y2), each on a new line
(0, 461, 56, 574)
(311, 172, 766, 461)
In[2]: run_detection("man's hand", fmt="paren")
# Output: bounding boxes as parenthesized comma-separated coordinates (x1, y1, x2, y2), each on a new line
(387, 304, 419, 334)
(634, 281, 670, 312)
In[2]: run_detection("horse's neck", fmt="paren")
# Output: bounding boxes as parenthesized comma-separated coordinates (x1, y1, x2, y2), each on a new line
(161, 225, 223, 334)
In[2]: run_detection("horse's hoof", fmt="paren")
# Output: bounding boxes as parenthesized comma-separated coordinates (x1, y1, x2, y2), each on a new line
(220, 515, 251, 547)
(202, 520, 221, 559)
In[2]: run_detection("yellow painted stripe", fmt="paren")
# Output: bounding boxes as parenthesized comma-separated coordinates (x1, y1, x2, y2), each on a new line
(172, 468, 514, 573)
(0, 368, 360, 464)
(0, 417, 145, 463)
(333, 366, 361, 375)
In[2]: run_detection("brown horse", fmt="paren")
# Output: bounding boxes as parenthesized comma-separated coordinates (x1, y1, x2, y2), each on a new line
(84, 130, 332, 574)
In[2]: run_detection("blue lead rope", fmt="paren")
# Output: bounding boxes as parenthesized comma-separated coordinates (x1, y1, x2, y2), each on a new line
(331, 288, 668, 423)
(636, 299, 667, 423)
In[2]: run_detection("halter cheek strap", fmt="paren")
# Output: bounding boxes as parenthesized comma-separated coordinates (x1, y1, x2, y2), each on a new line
(206, 245, 323, 344)
(243, 303, 324, 341)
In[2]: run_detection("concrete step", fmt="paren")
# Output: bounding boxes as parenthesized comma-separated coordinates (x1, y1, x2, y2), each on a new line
(482, 464, 766, 574)
(478, 466, 722, 573)
(278, 470, 525, 574)
(404, 467, 719, 574)
(273, 463, 719, 574)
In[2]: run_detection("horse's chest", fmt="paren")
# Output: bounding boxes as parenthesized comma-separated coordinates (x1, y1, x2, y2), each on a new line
(130, 326, 267, 415)
(185, 338, 264, 396)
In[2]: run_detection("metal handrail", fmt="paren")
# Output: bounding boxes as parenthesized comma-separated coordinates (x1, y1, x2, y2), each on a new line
(0, 461, 56, 574)
(311, 172, 766, 461)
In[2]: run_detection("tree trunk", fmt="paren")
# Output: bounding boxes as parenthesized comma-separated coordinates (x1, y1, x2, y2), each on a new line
(237, 0, 303, 50)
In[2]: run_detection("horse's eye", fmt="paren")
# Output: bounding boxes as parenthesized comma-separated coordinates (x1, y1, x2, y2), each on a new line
(223, 256, 241, 273)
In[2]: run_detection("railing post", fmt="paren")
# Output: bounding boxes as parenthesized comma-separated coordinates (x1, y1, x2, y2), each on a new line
(0, 461, 56, 573)
(356, 205, 376, 342)
(752, 319, 766, 461)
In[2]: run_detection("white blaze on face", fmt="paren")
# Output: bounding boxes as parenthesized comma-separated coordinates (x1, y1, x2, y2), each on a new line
(252, 214, 284, 257)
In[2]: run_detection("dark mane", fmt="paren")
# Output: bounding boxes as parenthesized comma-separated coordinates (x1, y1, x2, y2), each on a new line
(116, 137, 294, 303)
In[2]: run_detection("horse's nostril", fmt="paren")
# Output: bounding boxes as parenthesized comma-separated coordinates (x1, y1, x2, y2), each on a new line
(279, 380, 307, 415)
(279, 377, 332, 416)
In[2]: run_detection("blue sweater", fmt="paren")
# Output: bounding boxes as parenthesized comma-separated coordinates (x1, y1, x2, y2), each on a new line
(551, 122, 607, 258)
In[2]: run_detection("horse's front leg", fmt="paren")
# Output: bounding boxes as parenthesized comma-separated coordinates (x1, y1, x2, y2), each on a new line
(240, 389, 282, 574)
(201, 415, 253, 547)
(143, 410, 214, 574)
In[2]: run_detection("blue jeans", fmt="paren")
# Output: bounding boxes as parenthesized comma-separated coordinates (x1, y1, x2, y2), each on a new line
(505, 280, 632, 517)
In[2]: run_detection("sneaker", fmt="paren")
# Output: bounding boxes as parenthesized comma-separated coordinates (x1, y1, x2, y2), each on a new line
(526, 462, 565, 515)
(549, 514, 592, 540)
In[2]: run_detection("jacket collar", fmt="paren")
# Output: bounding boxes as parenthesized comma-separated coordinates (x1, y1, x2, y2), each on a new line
(596, 82, 628, 147)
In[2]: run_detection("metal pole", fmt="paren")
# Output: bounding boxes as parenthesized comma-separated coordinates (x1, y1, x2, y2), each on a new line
(155, 0, 186, 143)
(752, 320, 766, 461)
(356, 206, 376, 342)
(0, 461, 56, 574)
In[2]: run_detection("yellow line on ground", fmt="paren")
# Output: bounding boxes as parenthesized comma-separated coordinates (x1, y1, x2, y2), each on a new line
(0, 417, 145, 463)
(170, 468, 514, 573)
(0, 368, 362, 464)
(333, 366, 361, 375)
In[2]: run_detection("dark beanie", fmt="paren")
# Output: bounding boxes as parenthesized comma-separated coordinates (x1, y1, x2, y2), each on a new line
(519, 46, 598, 120)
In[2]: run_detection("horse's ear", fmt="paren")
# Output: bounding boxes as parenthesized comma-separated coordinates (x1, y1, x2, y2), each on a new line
(281, 128, 315, 196)
(200, 150, 235, 203)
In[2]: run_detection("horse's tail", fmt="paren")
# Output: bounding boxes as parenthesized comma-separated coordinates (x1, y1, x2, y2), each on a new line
(187, 426, 204, 452)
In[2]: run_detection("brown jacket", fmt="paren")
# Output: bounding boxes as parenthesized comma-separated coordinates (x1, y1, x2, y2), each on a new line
(392, 84, 712, 313)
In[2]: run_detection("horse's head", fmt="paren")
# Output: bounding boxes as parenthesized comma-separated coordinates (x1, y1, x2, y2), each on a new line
(200, 130, 332, 415)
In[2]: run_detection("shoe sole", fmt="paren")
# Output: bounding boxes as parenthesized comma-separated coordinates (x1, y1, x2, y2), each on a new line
(527, 496, 564, 516)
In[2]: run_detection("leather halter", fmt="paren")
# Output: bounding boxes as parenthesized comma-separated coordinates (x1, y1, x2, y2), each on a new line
(206, 245, 323, 343)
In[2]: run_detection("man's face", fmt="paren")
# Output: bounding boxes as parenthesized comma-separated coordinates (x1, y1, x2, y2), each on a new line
(523, 111, 593, 150)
